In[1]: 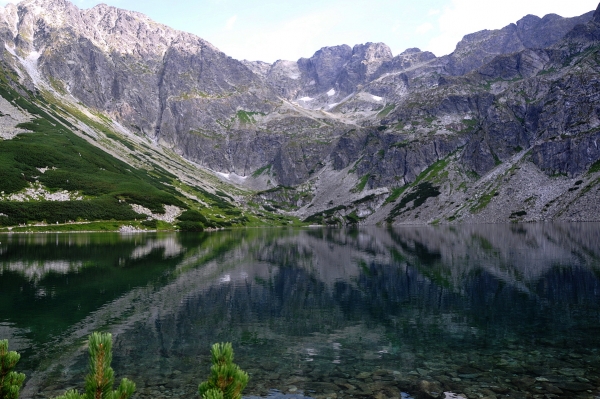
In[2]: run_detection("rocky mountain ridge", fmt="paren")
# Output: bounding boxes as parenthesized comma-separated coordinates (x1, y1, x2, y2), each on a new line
(0, 0, 599, 226)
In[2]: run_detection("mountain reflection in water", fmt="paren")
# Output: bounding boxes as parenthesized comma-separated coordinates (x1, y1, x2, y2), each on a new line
(1, 224, 599, 399)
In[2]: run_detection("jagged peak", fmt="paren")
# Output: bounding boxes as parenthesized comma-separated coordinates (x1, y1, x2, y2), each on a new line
(515, 14, 542, 29)
(90, 3, 112, 11)
(18, 0, 77, 16)
(85, 2, 154, 23)
(351, 42, 393, 63)
(16, 0, 80, 31)
(399, 47, 423, 56)
(594, 2, 600, 23)
(297, 44, 352, 65)
(352, 42, 392, 55)
(314, 44, 352, 54)
(9, 0, 222, 56)
(83, 1, 220, 54)
(20, 0, 71, 7)
(540, 13, 562, 22)
(272, 59, 297, 66)
(0, 2, 18, 12)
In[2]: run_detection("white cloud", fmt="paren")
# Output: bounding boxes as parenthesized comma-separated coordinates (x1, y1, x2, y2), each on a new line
(224, 15, 237, 30)
(425, 0, 596, 56)
(210, 7, 343, 62)
(416, 22, 433, 34)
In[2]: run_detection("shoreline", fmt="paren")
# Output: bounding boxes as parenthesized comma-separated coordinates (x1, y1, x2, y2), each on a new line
(2, 219, 600, 235)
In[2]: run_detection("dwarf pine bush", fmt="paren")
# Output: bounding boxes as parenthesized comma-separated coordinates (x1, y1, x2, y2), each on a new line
(198, 343, 249, 399)
(0, 339, 25, 399)
(53, 332, 135, 399)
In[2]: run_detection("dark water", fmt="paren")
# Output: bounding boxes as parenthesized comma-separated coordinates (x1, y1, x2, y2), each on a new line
(1, 224, 600, 399)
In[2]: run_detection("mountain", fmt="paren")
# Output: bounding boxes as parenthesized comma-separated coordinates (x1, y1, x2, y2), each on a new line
(0, 0, 599, 229)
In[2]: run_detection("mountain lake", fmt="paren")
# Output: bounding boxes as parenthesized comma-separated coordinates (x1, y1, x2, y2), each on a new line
(1, 224, 599, 399)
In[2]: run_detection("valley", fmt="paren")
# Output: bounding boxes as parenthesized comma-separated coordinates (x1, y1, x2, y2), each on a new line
(0, 0, 599, 230)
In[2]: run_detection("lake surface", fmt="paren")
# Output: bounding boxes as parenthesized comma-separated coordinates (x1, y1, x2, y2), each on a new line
(1, 224, 600, 399)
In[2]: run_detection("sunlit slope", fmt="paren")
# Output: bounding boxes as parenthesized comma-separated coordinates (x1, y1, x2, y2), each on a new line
(0, 66, 294, 231)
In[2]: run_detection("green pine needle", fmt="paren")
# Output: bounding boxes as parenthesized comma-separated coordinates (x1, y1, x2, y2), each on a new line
(198, 343, 249, 399)
(52, 332, 136, 399)
(0, 339, 26, 399)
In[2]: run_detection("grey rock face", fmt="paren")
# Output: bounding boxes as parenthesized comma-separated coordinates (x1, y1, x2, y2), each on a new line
(240, 60, 271, 78)
(388, 48, 437, 71)
(297, 44, 352, 94)
(1, 0, 599, 224)
(441, 11, 594, 76)
(265, 42, 405, 101)
(264, 60, 303, 98)
(335, 42, 393, 94)
(6, 0, 284, 176)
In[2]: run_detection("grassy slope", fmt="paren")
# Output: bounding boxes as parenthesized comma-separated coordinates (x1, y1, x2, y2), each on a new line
(0, 65, 297, 231)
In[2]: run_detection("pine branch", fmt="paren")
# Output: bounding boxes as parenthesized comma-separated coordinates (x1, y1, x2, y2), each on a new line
(0, 340, 25, 399)
(54, 389, 85, 399)
(112, 378, 135, 399)
(52, 332, 135, 399)
(198, 343, 248, 399)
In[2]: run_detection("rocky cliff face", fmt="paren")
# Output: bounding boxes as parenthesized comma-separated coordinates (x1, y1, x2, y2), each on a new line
(440, 11, 595, 76)
(1, 0, 599, 225)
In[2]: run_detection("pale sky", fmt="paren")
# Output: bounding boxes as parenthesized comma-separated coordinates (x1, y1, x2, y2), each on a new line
(2, 0, 597, 62)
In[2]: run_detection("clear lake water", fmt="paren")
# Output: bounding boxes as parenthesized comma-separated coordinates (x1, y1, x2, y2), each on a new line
(1, 223, 600, 399)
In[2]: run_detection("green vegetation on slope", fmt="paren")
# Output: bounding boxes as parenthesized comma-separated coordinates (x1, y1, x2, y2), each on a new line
(352, 174, 370, 192)
(376, 104, 395, 118)
(251, 164, 272, 178)
(236, 110, 263, 124)
(470, 190, 498, 213)
(303, 205, 347, 225)
(588, 159, 600, 174)
(384, 157, 449, 221)
(0, 116, 185, 225)
(386, 182, 441, 222)
(0, 65, 258, 230)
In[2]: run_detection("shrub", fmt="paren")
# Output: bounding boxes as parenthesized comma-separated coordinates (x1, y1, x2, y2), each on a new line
(178, 221, 204, 231)
(0, 340, 25, 399)
(198, 343, 248, 399)
(53, 332, 135, 399)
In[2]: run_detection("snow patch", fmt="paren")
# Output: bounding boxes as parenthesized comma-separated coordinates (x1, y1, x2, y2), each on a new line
(327, 89, 336, 96)
(216, 171, 247, 183)
(21, 51, 42, 85)
(371, 95, 382, 101)
(328, 103, 339, 109)
(4, 43, 16, 57)
(299, 97, 313, 102)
